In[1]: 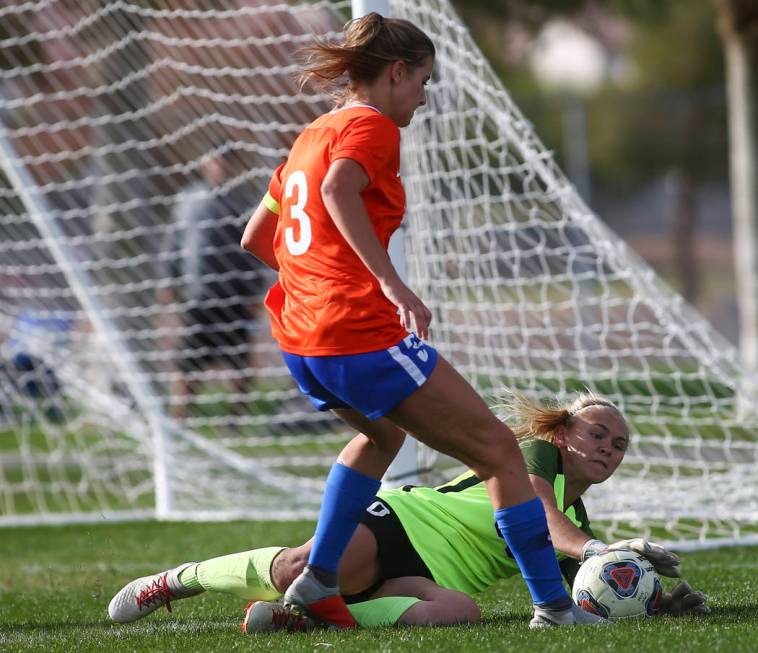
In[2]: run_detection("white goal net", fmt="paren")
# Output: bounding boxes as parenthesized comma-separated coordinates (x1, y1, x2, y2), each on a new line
(1, 0, 756, 548)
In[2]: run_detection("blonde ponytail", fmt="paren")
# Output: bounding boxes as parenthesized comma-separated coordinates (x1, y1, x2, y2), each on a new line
(495, 390, 621, 443)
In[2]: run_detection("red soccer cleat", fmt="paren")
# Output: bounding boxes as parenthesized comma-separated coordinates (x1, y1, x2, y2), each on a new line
(282, 569, 357, 629)
(241, 600, 318, 634)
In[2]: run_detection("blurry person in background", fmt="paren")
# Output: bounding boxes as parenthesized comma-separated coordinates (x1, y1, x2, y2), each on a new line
(158, 149, 266, 423)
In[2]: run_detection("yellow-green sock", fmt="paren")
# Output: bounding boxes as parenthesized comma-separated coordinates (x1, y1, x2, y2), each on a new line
(177, 563, 203, 591)
(192, 546, 285, 600)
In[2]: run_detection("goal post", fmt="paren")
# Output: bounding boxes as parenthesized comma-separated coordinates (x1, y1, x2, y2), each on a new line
(352, 0, 390, 17)
(0, 0, 756, 549)
(0, 124, 176, 518)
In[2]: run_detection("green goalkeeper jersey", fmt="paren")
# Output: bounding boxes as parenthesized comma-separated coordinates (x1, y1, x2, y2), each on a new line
(377, 438, 593, 595)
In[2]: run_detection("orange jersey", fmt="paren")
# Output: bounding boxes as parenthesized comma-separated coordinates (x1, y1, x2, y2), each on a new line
(263, 105, 409, 356)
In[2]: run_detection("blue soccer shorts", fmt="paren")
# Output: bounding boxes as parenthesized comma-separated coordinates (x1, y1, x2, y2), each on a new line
(281, 334, 438, 420)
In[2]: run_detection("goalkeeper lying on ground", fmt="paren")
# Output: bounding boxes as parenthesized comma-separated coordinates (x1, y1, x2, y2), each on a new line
(108, 392, 708, 631)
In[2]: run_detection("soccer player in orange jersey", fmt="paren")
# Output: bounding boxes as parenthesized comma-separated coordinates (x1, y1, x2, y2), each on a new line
(241, 12, 603, 630)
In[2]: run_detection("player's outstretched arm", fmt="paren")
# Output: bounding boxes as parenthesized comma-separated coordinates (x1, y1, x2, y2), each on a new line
(660, 580, 710, 616)
(582, 538, 681, 578)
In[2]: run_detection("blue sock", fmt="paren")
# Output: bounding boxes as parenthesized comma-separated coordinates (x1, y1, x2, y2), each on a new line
(495, 497, 570, 606)
(308, 462, 381, 575)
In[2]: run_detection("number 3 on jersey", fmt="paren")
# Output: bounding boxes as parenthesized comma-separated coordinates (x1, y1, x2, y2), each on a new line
(284, 170, 312, 256)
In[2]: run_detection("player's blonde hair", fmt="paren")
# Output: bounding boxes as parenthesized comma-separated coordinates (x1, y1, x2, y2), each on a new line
(298, 12, 435, 95)
(495, 390, 623, 444)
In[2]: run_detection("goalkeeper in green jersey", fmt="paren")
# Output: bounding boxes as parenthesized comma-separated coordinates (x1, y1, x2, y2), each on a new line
(108, 392, 707, 631)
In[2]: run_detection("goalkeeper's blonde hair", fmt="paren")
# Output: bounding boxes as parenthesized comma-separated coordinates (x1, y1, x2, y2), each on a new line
(496, 390, 623, 444)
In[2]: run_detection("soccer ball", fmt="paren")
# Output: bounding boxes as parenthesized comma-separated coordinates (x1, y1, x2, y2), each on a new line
(572, 550, 663, 620)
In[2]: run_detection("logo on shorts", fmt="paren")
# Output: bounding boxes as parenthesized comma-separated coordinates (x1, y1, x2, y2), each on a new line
(404, 334, 429, 362)
(366, 500, 390, 517)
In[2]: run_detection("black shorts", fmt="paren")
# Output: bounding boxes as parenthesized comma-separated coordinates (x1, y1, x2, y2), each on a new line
(344, 498, 433, 604)
(177, 304, 251, 373)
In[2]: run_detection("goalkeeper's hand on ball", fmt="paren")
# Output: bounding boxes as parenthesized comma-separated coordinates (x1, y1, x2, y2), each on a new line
(661, 580, 710, 616)
(581, 537, 681, 577)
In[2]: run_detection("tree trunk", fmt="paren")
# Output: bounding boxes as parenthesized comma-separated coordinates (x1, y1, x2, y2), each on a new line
(671, 170, 699, 303)
(715, 0, 758, 368)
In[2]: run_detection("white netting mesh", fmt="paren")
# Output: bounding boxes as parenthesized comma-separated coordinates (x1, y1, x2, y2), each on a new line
(0, 0, 756, 546)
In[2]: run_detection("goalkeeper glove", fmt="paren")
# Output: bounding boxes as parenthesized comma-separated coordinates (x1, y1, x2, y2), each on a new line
(660, 580, 710, 616)
(581, 538, 681, 578)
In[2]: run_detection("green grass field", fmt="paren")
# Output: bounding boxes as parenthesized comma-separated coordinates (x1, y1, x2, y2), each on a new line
(0, 519, 755, 653)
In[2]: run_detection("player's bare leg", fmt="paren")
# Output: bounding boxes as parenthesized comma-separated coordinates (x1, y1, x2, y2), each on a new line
(170, 376, 198, 421)
(332, 410, 407, 478)
(230, 374, 250, 419)
(386, 355, 532, 507)
(375, 576, 481, 626)
(273, 525, 381, 597)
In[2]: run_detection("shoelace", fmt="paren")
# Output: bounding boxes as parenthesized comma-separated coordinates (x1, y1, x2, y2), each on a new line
(136, 573, 173, 613)
(241, 601, 315, 634)
(270, 605, 307, 632)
